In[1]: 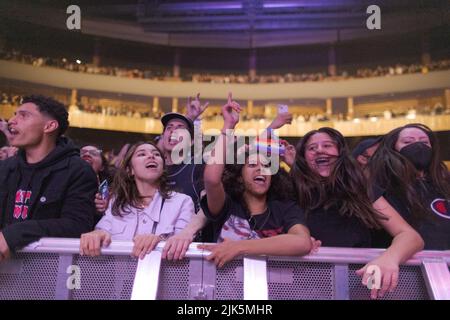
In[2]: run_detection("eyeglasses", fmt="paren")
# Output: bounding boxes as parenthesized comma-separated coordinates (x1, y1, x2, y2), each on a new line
(81, 149, 102, 157)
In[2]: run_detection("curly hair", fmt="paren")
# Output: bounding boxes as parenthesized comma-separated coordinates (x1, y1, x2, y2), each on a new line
(22, 95, 69, 136)
(291, 127, 385, 229)
(368, 123, 450, 223)
(222, 147, 296, 212)
(111, 141, 172, 217)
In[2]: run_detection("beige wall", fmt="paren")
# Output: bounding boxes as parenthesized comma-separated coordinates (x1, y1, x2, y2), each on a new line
(1, 105, 450, 137)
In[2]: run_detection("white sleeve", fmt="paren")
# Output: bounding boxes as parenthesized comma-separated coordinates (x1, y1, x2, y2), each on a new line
(94, 200, 114, 233)
(173, 195, 195, 234)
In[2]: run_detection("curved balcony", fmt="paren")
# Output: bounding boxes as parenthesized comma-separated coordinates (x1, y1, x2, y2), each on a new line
(1, 60, 450, 137)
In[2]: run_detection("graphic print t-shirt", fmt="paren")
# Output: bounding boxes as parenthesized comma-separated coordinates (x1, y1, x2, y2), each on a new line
(13, 166, 34, 221)
(201, 195, 307, 242)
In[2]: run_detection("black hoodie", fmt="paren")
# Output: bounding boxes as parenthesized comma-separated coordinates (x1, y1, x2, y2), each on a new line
(0, 137, 97, 251)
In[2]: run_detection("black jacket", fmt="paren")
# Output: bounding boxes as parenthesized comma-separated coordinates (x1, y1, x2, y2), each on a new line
(0, 137, 97, 251)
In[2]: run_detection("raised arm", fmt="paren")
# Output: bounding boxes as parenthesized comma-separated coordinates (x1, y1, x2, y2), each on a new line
(185, 93, 209, 121)
(203, 92, 242, 216)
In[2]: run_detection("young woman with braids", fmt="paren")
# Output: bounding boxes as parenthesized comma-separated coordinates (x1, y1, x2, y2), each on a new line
(79, 141, 194, 259)
(283, 127, 423, 299)
(369, 123, 450, 250)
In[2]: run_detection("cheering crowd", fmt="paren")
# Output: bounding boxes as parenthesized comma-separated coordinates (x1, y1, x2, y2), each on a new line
(0, 93, 449, 299)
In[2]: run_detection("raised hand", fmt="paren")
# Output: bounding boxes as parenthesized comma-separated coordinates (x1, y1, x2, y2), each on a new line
(0, 118, 12, 141)
(268, 112, 293, 130)
(280, 141, 296, 168)
(221, 92, 242, 130)
(186, 93, 209, 121)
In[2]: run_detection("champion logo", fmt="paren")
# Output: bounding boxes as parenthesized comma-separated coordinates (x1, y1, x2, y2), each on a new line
(430, 198, 450, 220)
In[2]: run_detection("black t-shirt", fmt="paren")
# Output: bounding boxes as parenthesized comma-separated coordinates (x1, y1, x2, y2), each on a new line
(378, 181, 450, 250)
(306, 207, 372, 248)
(306, 185, 382, 248)
(201, 195, 307, 242)
(305, 185, 383, 248)
(167, 160, 215, 241)
(167, 161, 205, 212)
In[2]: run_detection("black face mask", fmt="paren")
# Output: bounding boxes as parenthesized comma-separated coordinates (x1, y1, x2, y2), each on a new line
(399, 142, 432, 171)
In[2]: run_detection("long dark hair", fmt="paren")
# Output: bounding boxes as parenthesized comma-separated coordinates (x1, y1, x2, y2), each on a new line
(111, 141, 172, 216)
(292, 127, 384, 228)
(222, 148, 296, 212)
(369, 123, 450, 222)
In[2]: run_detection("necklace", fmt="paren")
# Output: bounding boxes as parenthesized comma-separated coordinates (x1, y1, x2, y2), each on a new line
(248, 207, 271, 231)
(137, 193, 156, 208)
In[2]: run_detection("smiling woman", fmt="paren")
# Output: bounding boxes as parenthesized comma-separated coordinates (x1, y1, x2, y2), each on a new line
(290, 127, 424, 299)
(79, 141, 195, 259)
(198, 93, 313, 269)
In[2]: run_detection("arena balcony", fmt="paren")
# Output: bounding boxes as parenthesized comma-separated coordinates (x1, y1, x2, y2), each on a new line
(1, 59, 450, 138)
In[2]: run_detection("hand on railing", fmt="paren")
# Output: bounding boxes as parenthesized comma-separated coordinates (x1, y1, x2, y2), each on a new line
(356, 256, 399, 299)
(0, 232, 11, 263)
(197, 238, 242, 268)
(161, 231, 194, 260)
(309, 237, 321, 254)
(79, 230, 112, 256)
(132, 234, 162, 260)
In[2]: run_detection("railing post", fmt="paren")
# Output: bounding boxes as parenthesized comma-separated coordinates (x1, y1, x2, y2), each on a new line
(55, 254, 76, 300)
(131, 251, 162, 300)
(243, 257, 268, 300)
(421, 258, 450, 300)
(333, 264, 350, 300)
(188, 258, 216, 300)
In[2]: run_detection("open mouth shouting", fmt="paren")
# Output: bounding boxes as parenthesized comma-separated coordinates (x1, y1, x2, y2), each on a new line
(168, 134, 183, 146)
(8, 126, 19, 138)
(81, 155, 93, 165)
(315, 156, 333, 167)
(145, 161, 159, 170)
(310, 154, 338, 176)
(253, 175, 268, 186)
